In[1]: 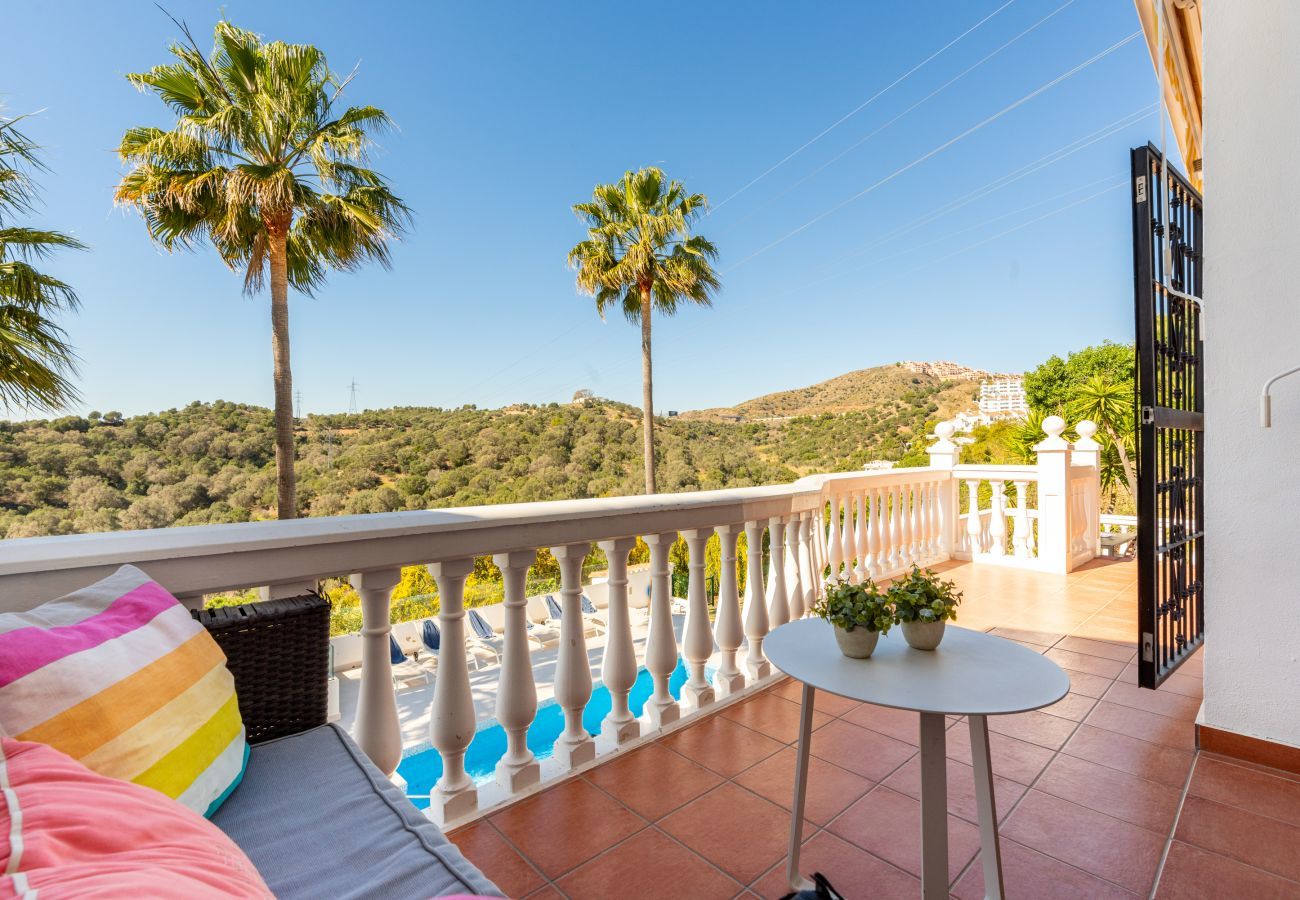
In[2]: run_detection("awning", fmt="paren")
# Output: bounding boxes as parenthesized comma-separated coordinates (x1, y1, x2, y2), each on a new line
(1134, 0, 1202, 191)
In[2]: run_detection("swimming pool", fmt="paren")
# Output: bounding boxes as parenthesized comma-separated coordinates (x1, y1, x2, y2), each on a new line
(398, 660, 696, 809)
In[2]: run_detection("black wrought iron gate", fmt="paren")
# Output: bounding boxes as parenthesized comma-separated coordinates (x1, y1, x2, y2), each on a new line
(1130, 143, 1204, 689)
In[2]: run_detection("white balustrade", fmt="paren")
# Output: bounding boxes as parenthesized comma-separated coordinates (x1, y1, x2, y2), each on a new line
(0, 419, 1110, 827)
(429, 558, 478, 824)
(597, 538, 640, 744)
(493, 550, 541, 790)
(712, 524, 746, 697)
(643, 532, 681, 729)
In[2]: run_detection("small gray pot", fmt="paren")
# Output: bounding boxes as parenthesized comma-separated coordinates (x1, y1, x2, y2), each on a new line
(902, 620, 946, 651)
(833, 624, 881, 659)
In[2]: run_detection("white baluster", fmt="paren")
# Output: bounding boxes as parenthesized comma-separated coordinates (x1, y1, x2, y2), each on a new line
(989, 481, 1008, 557)
(928, 478, 943, 560)
(811, 505, 827, 593)
(966, 480, 983, 553)
(826, 494, 843, 580)
(766, 517, 789, 628)
(428, 558, 478, 824)
(798, 511, 817, 616)
(742, 520, 772, 680)
(889, 484, 904, 571)
(551, 543, 596, 767)
(1013, 481, 1031, 558)
(680, 529, 716, 711)
(911, 482, 925, 564)
(597, 537, 640, 744)
(713, 523, 746, 697)
(868, 486, 883, 578)
(785, 514, 803, 621)
(838, 494, 855, 579)
(644, 532, 681, 729)
(899, 484, 913, 568)
(493, 550, 542, 791)
(854, 491, 870, 583)
(352, 568, 402, 776)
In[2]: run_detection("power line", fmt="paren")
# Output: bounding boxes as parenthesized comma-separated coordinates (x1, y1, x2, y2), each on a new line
(709, 0, 1019, 214)
(726, 29, 1143, 273)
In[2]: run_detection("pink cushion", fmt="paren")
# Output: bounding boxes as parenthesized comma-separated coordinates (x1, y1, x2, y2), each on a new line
(0, 737, 271, 899)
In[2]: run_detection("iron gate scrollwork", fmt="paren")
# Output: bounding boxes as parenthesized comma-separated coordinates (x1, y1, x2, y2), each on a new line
(1130, 143, 1204, 689)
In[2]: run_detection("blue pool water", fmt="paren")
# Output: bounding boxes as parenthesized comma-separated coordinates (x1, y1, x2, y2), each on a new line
(398, 661, 694, 808)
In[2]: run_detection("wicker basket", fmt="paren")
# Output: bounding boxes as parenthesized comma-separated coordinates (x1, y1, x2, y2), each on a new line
(192, 593, 330, 745)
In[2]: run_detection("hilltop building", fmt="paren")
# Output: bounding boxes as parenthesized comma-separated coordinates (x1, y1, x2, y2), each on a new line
(978, 377, 1029, 419)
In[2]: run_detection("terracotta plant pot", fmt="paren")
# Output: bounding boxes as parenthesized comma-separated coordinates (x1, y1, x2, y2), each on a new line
(833, 625, 880, 659)
(902, 620, 946, 651)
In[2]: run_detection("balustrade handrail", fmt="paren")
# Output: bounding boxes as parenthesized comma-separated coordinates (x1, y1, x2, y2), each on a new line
(951, 463, 1040, 480)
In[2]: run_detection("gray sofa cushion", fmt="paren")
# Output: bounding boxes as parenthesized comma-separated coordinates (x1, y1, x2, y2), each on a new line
(211, 724, 500, 899)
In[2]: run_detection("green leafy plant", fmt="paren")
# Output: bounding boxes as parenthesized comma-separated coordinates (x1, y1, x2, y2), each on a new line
(888, 566, 962, 624)
(812, 579, 893, 634)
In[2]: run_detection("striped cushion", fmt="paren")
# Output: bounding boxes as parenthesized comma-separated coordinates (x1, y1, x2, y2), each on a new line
(0, 565, 247, 818)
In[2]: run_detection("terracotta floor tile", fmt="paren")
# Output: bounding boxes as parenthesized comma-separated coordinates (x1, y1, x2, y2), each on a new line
(583, 742, 721, 821)
(555, 827, 742, 900)
(733, 746, 873, 826)
(881, 754, 1027, 826)
(448, 820, 546, 899)
(1035, 752, 1182, 833)
(749, 831, 919, 899)
(1155, 840, 1300, 899)
(660, 712, 785, 778)
(1062, 723, 1195, 788)
(1046, 648, 1127, 678)
(946, 725, 1056, 785)
(1002, 790, 1164, 894)
(1053, 635, 1137, 662)
(659, 783, 804, 885)
(1158, 671, 1205, 699)
(1103, 681, 1203, 722)
(985, 709, 1079, 750)
(952, 837, 1139, 900)
(1043, 691, 1101, 722)
(1175, 795, 1300, 882)
(523, 886, 564, 900)
(721, 690, 833, 744)
(1085, 701, 1197, 751)
(1060, 666, 1117, 699)
(487, 778, 646, 879)
(841, 702, 922, 745)
(810, 718, 916, 782)
(769, 678, 860, 717)
(1189, 756, 1300, 827)
(828, 786, 981, 885)
(989, 626, 1064, 647)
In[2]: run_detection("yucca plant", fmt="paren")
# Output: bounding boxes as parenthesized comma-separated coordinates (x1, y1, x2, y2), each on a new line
(116, 18, 410, 518)
(0, 112, 85, 413)
(568, 167, 719, 494)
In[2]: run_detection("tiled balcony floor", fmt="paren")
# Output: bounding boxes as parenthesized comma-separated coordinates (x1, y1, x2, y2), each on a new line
(448, 560, 1300, 899)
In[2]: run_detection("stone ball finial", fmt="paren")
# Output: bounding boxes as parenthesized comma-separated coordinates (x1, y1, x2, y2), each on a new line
(1042, 415, 1066, 438)
(934, 421, 956, 440)
(1076, 419, 1097, 440)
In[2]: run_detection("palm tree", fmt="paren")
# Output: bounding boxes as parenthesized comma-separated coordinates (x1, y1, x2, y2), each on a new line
(116, 19, 410, 519)
(568, 167, 719, 494)
(1069, 375, 1137, 501)
(0, 113, 85, 413)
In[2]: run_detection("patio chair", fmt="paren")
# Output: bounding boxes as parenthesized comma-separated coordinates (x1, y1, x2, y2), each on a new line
(389, 634, 431, 688)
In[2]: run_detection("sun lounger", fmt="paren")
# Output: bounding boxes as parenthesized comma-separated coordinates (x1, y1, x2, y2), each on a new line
(522, 597, 562, 647)
(389, 634, 431, 688)
(477, 603, 549, 650)
(421, 617, 497, 670)
(543, 594, 602, 638)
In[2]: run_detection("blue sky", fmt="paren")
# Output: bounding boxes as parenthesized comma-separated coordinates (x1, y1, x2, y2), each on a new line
(1, 0, 1166, 417)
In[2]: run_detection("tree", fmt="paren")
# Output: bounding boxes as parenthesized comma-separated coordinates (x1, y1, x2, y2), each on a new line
(1069, 375, 1137, 501)
(1022, 341, 1134, 413)
(116, 19, 410, 519)
(0, 112, 85, 413)
(568, 167, 719, 494)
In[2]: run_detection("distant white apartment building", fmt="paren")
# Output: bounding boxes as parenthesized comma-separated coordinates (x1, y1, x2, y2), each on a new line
(978, 377, 1029, 418)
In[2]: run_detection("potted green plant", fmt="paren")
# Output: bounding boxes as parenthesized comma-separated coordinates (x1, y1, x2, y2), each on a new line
(888, 566, 962, 651)
(812, 579, 893, 659)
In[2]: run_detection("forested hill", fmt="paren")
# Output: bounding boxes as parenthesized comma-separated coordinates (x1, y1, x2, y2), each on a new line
(684, 363, 979, 421)
(0, 374, 969, 538)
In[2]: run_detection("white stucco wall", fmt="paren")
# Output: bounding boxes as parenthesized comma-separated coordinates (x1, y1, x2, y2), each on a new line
(1202, 1, 1300, 748)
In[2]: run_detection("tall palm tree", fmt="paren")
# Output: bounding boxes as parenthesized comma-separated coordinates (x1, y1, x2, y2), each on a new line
(116, 19, 410, 519)
(568, 167, 719, 494)
(0, 113, 85, 413)
(1069, 375, 1137, 501)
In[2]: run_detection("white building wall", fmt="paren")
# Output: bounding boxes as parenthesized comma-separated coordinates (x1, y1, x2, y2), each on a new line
(1202, 1, 1300, 748)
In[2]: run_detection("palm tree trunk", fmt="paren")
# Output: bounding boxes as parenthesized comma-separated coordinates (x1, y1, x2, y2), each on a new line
(268, 225, 297, 519)
(640, 286, 656, 495)
(1107, 423, 1138, 502)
